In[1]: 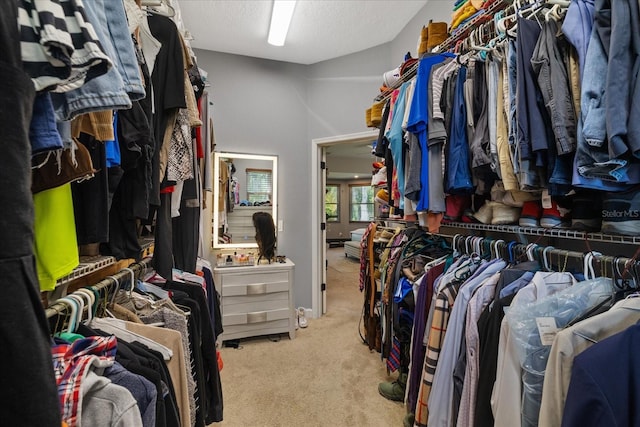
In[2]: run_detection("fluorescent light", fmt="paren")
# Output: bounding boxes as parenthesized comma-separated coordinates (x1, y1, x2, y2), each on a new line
(268, 0, 297, 46)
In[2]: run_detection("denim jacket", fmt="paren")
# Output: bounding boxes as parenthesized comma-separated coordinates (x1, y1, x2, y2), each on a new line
(576, 0, 640, 185)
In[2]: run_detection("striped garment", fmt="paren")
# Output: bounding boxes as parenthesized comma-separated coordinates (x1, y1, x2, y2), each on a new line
(19, 0, 112, 92)
(51, 335, 117, 427)
(414, 277, 464, 427)
(358, 222, 376, 291)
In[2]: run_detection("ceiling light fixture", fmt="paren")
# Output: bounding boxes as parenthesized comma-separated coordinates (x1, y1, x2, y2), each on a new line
(268, 0, 297, 47)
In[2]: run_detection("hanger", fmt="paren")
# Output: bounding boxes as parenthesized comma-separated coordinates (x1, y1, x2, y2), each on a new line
(107, 275, 121, 306)
(542, 246, 555, 271)
(55, 297, 79, 333)
(452, 234, 462, 256)
(122, 267, 136, 299)
(75, 288, 97, 317)
(72, 290, 93, 324)
(544, 4, 560, 21)
(143, 0, 175, 17)
(491, 239, 504, 260)
(583, 251, 601, 281)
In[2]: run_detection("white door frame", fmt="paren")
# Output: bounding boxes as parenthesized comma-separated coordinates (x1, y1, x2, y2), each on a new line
(310, 130, 378, 318)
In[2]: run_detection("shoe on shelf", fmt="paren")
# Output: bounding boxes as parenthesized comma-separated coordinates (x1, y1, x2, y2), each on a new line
(378, 373, 407, 402)
(297, 307, 308, 328)
(375, 189, 389, 205)
(572, 191, 603, 231)
(502, 189, 540, 208)
(601, 185, 640, 236)
(371, 166, 387, 186)
(491, 202, 521, 225)
(541, 200, 571, 229)
(519, 200, 542, 227)
(461, 209, 478, 223)
(472, 201, 494, 224)
(443, 194, 472, 222)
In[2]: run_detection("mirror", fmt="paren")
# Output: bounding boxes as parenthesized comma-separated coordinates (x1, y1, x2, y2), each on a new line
(213, 152, 278, 249)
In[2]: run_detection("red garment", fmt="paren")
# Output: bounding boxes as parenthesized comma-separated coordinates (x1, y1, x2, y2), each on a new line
(51, 336, 117, 427)
(195, 97, 204, 159)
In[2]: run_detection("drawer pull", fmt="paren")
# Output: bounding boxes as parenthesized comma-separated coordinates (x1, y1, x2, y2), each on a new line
(247, 311, 267, 323)
(247, 283, 267, 295)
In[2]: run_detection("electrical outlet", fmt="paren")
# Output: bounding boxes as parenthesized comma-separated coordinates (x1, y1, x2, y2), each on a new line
(278, 220, 283, 232)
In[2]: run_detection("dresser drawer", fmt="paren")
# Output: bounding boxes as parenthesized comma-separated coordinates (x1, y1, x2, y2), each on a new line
(222, 318, 291, 338)
(214, 259, 295, 341)
(223, 291, 289, 312)
(223, 306, 291, 326)
(221, 271, 289, 297)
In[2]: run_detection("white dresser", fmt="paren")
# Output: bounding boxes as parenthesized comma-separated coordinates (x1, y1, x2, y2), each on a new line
(213, 259, 295, 341)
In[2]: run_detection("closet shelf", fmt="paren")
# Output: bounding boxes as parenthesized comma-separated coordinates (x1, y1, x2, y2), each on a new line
(439, 222, 640, 245)
(56, 255, 116, 287)
(433, 0, 510, 54)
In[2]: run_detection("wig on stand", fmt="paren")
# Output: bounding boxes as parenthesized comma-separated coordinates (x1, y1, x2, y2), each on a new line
(252, 211, 276, 263)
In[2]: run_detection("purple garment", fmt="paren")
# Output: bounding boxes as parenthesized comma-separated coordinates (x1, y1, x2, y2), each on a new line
(406, 261, 445, 414)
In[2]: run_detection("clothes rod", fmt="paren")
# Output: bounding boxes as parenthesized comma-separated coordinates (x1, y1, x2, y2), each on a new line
(452, 234, 634, 274)
(45, 257, 152, 319)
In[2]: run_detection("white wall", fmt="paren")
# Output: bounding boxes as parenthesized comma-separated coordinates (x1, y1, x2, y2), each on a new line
(390, 0, 455, 65)
(194, 50, 313, 307)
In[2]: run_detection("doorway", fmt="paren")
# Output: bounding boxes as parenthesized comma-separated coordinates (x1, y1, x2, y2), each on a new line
(310, 130, 378, 317)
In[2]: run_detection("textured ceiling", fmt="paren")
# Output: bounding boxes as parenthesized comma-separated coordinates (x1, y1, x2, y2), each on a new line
(179, 0, 429, 64)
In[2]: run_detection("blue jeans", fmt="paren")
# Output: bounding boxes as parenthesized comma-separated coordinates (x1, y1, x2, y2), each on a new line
(561, 0, 595, 79)
(52, 0, 145, 120)
(29, 93, 63, 154)
(574, 9, 640, 187)
(508, 40, 539, 190)
(445, 67, 474, 194)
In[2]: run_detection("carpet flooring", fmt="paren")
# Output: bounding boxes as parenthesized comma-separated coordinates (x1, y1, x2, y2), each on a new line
(214, 247, 406, 426)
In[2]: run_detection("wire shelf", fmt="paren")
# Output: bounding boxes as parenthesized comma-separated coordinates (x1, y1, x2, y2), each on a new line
(56, 255, 116, 286)
(439, 222, 640, 245)
(433, 0, 510, 53)
(373, 0, 510, 103)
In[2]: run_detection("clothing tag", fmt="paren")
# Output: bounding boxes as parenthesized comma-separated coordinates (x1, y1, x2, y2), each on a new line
(541, 189, 552, 209)
(536, 317, 559, 346)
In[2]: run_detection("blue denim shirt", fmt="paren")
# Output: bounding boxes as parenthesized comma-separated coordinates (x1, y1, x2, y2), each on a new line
(561, 0, 595, 79)
(574, 0, 640, 186)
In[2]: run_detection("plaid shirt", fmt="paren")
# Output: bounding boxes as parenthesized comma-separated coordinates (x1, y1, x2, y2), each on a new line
(414, 256, 480, 427)
(51, 335, 117, 427)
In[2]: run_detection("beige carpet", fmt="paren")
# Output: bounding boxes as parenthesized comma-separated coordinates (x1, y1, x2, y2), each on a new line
(214, 247, 406, 426)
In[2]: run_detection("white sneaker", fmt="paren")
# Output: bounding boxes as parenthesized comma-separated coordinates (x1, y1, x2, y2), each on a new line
(297, 307, 308, 328)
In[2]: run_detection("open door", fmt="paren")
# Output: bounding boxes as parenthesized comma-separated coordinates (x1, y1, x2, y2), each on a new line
(320, 148, 328, 315)
(311, 130, 378, 318)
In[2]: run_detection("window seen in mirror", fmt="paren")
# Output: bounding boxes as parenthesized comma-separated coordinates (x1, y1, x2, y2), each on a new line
(350, 184, 374, 222)
(246, 168, 272, 205)
(325, 185, 339, 222)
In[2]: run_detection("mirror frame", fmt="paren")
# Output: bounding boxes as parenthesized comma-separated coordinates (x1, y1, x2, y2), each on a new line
(213, 152, 278, 249)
